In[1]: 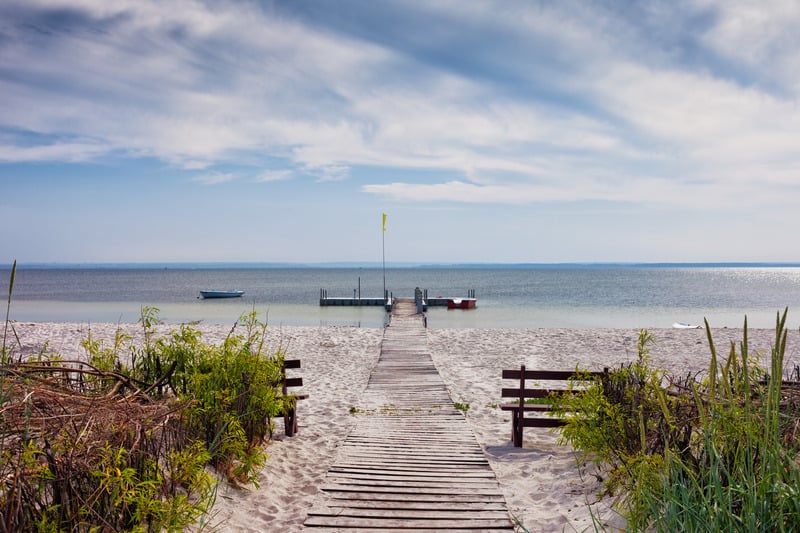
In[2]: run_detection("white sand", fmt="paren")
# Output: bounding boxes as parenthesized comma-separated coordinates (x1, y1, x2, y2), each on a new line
(6, 322, 799, 532)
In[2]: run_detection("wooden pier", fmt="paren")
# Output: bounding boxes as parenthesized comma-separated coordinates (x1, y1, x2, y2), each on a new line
(319, 289, 390, 308)
(304, 298, 512, 530)
(319, 289, 476, 309)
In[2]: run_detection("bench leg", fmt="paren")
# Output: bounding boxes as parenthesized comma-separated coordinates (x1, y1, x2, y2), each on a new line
(512, 411, 523, 447)
(284, 401, 298, 437)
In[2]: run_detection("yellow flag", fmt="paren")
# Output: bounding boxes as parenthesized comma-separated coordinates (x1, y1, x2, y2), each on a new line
(382, 213, 387, 232)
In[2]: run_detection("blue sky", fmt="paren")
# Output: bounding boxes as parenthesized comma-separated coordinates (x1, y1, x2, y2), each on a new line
(2, 0, 800, 264)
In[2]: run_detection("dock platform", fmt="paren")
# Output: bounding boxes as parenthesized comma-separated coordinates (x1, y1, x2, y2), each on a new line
(319, 288, 475, 309)
(304, 298, 512, 530)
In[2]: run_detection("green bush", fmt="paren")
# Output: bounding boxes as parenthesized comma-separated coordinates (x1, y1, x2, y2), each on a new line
(170, 311, 287, 485)
(2, 277, 289, 531)
(555, 310, 800, 531)
(84, 308, 290, 486)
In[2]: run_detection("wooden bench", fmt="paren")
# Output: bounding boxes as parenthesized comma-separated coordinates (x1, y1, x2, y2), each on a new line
(281, 359, 309, 437)
(501, 365, 607, 447)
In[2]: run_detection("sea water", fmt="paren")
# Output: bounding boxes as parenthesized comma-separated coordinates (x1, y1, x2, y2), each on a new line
(3, 265, 800, 329)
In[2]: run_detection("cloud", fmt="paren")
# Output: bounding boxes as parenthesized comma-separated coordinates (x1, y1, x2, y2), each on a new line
(1, 0, 799, 214)
(191, 172, 236, 185)
(256, 170, 293, 183)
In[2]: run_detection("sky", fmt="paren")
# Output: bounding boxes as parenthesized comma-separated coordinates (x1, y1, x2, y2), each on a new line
(1, 0, 800, 265)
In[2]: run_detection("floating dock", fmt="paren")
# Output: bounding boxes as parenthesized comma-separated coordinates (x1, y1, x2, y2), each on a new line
(319, 288, 475, 310)
(319, 289, 391, 309)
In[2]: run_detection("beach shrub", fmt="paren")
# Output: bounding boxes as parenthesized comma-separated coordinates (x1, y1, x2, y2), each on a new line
(555, 330, 694, 503)
(174, 311, 287, 485)
(0, 364, 216, 532)
(1, 293, 290, 531)
(82, 308, 289, 484)
(556, 310, 800, 531)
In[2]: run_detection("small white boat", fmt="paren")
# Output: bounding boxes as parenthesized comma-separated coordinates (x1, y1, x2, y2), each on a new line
(672, 322, 702, 329)
(199, 290, 245, 299)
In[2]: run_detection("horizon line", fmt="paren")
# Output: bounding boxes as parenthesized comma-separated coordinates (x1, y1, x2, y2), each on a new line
(4, 261, 800, 269)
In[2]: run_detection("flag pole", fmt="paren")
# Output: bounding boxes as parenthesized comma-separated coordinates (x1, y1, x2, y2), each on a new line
(382, 213, 387, 303)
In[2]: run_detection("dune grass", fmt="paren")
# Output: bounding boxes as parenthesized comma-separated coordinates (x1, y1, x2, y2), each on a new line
(1, 265, 290, 531)
(555, 309, 800, 531)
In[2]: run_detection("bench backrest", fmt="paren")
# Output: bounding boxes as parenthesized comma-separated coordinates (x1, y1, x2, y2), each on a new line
(502, 365, 606, 402)
(282, 358, 303, 393)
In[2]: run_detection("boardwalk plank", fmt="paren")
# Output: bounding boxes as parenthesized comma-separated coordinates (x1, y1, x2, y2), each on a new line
(305, 516, 514, 528)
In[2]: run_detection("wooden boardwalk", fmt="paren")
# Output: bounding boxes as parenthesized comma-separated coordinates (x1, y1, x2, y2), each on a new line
(304, 299, 514, 531)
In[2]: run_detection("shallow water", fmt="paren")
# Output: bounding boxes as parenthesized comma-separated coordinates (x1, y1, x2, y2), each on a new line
(4, 265, 800, 329)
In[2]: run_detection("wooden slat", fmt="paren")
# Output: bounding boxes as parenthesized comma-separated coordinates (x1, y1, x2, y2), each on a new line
(499, 403, 552, 412)
(322, 491, 507, 503)
(502, 368, 605, 380)
(520, 417, 566, 428)
(500, 387, 557, 398)
(305, 516, 513, 528)
(327, 500, 508, 510)
(284, 377, 303, 388)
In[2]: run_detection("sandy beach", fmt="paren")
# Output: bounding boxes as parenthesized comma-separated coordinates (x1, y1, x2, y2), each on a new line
(6, 321, 800, 532)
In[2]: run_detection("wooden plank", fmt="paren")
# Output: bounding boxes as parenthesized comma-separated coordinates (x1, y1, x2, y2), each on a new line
(283, 377, 303, 388)
(322, 491, 507, 503)
(324, 476, 502, 488)
(502, 368, 605, 380)
(520, 417, 566, 428)
(499, 403, 552, 412)
(324, 500, 508, 510)
(329, 467, 496, 479)
(500, 387, 554, 398)
(318, 483, 505, 496)
(305, 516, 514, 529)
(329, 462, 490, 471)
(309, 508, 511, 520)
(300, 526, 513, 533)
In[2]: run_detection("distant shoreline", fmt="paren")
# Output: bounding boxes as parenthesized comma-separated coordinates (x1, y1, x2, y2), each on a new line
(4, 262, 800, 270)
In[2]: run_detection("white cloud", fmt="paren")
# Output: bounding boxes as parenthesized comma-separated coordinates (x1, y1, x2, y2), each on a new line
(0, 141, 108, 163)
(191, 172, 236, 185)
(256, 170, 293, 183)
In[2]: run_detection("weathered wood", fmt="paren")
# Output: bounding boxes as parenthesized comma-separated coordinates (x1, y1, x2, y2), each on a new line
(327, 500, 508, 510)
(305, 515, 514, 528)
(304, 299, 513, 530)
(280, 358, 307, 437)
(322, 490, 508, 502)
(303, 528, 512, 533)
(501, 364, 608, 446)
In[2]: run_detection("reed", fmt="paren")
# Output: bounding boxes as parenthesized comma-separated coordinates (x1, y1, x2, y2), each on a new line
(1, 276, 288, 530)
(555, 309, 800, 531)
(639, 310, 800, 532)
(2, 260, 16, 362)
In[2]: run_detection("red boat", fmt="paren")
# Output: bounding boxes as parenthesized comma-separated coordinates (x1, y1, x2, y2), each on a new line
(447, 298, 477, 309)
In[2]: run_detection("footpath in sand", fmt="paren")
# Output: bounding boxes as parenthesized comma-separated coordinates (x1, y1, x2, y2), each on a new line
(304, 298, 515, 531)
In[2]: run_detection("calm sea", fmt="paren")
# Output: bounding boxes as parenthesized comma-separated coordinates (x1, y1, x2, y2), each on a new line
(3, 265, 800, 329)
